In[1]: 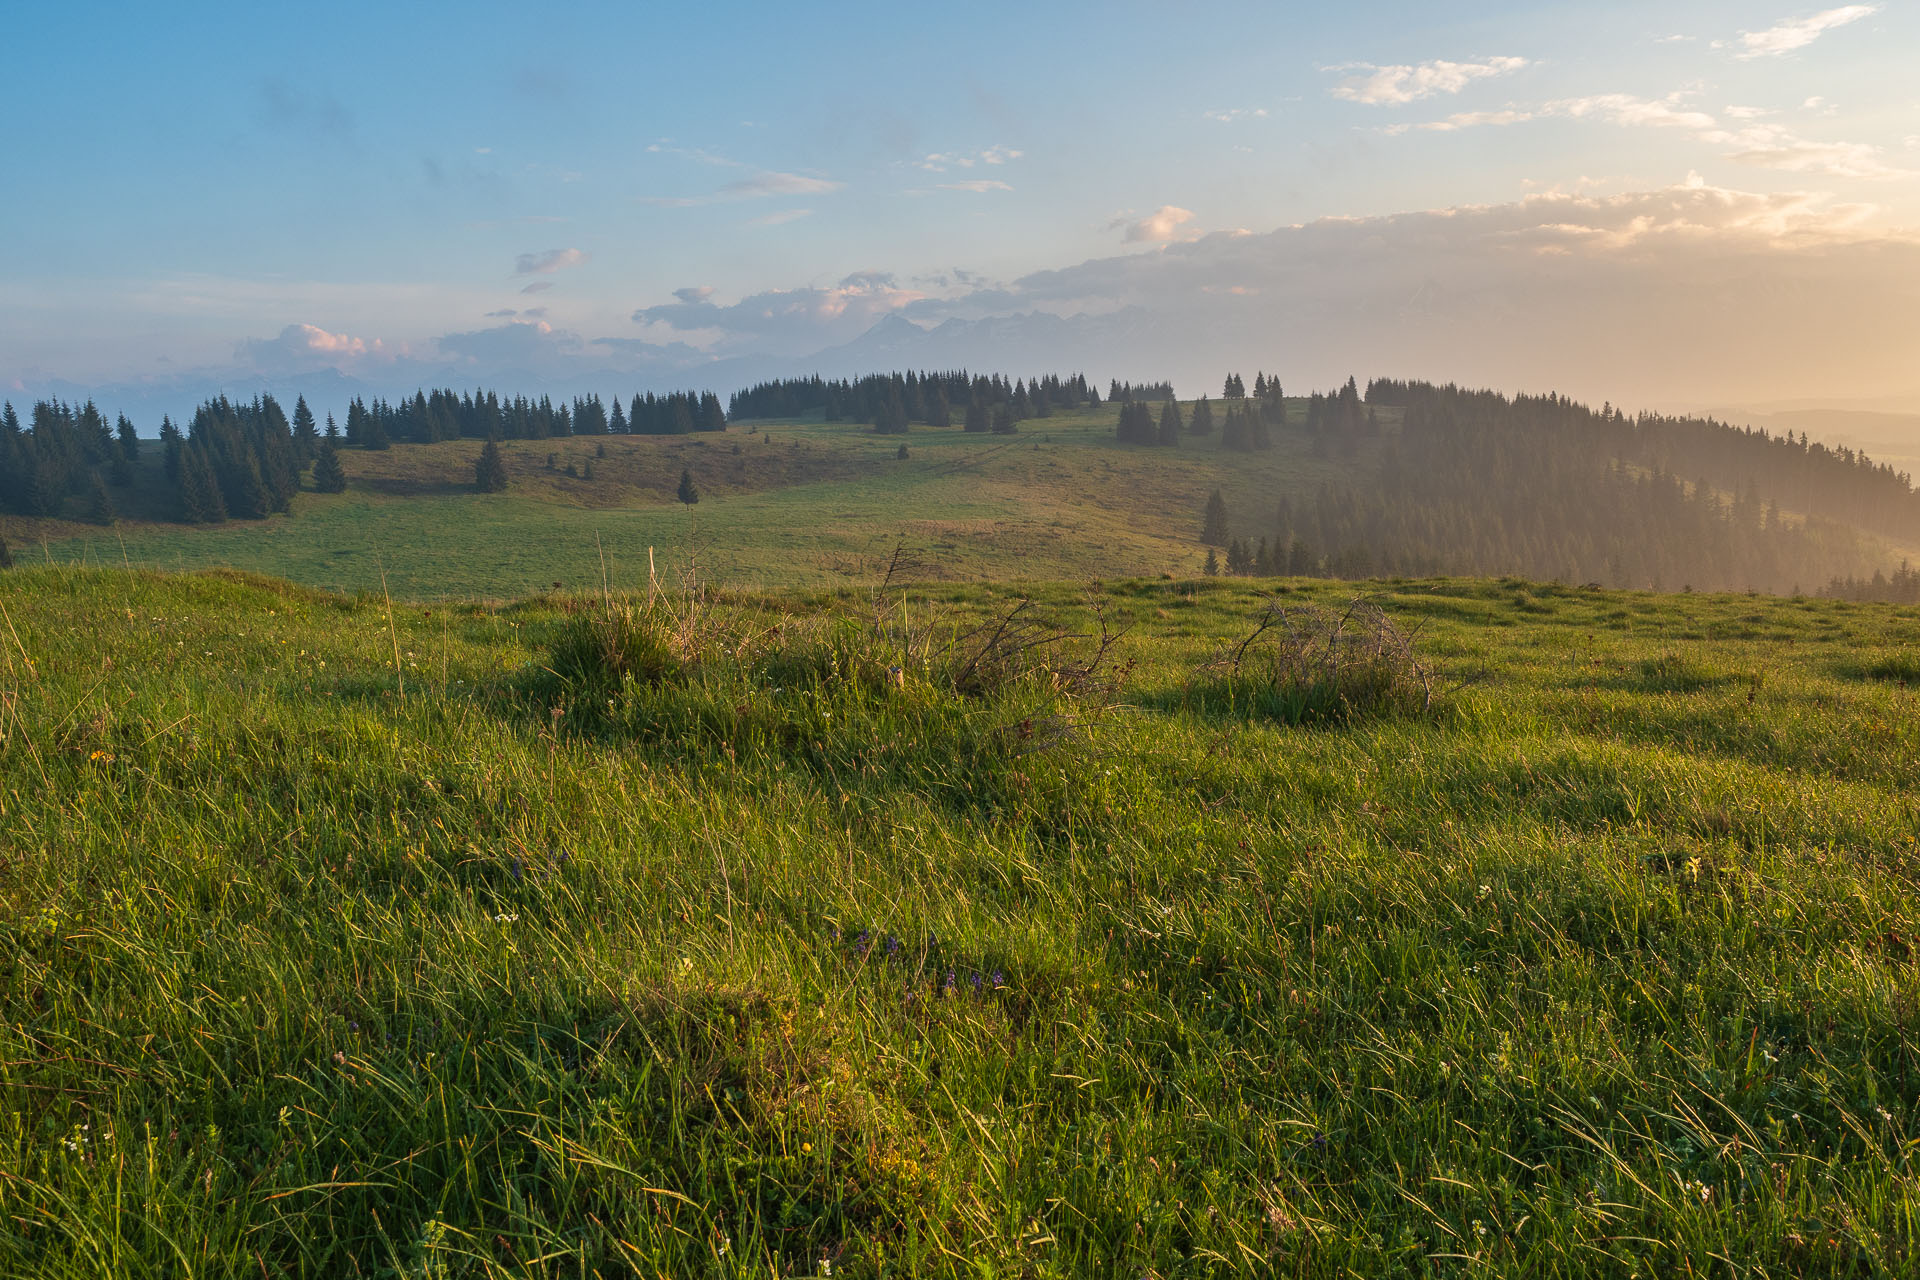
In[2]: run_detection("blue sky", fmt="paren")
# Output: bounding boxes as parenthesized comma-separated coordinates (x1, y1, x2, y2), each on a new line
(3, 1, 1916, 405)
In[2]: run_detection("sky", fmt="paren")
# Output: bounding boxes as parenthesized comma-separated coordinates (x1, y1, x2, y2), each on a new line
(3, 0, 1918, 413)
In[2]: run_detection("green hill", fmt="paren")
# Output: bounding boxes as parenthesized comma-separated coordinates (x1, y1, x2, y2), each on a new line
(3, 564, 1920, 1273)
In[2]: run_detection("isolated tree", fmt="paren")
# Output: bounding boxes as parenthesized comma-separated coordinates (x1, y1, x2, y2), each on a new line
(1201, 489, 1229, 547)
(475, 438, 509, 493)
(676, 467, 699, 504)
(312, 439, 348, 493)
(1203, 548, 1218, 576)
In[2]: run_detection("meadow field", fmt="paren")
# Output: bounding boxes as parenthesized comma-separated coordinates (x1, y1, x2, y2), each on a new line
(23, 407, 1373, 599)
(3, 562, 1919, 1276)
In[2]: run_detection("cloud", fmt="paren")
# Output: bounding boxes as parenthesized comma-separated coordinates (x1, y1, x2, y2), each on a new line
(749, 208, 815, 225)
(484, 308, 518, 318)
(904, 180, 1919, 404)
(1733, 5, 1878, 58)
(916, 145, 1022, 172)
(1553, 93, 1718, 131)
(1330, 57, 1528, 106)
(1112, 206, 1199, 244)
(1204, 108, 1269, 123)
(936, 180, 1013, 193)
(1723, 130, 1907, 179)
(640, 170, 843, 206)
(632, 271, 925, 356)
(236, 323, 382, 373)
(513, 247, 587, 275)
(519, 281, 554, 295)
(1385, 108, 1534, 135)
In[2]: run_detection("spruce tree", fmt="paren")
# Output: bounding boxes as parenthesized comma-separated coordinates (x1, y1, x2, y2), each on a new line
(84, 470, 116, 525)
(474, 438, 509, 493)
(676, 468, 699, 504)
(0, 534, 11, 570)
(1189, 396, 1214, 436)
(116, 414, 140, 462)
(1201, 489, 1229, 547)
(964, 401, 989, 433)
(1158, 399, 1183, 447)
(312, 439, 348, 493)
(991, 405, 1017, 434)
(1203, 548, 1219, 576)
(291, 396, 319, 463)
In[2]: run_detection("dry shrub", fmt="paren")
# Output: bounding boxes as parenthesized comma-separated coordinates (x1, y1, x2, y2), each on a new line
(1199, 596, 1434, 725)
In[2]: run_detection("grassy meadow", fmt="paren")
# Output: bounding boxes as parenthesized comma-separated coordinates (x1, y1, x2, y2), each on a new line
(4, 562, 1920, 1276)
(23, 406, 1375, 599)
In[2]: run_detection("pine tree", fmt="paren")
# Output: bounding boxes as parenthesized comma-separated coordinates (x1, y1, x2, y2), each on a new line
(0, 534, 12, 570)
(1189, 396, 1214, 436)
(474, 438, 509, 493)
(896, 442, 910, 459)
(312, 439, 348, 493)
(964, 400, 989, 433)
(676, 468, 700, 504)
(180, 449, 227, 523)
(991, 405, 1017, 434)
(116, 415, 140, 462)
(324, 413, 340, 442)
(1201, 489, 1229, 546)
(291, 396, 319, 463)
(1158, 399, 1183, 447)
(1203, 548, 1219, 576)
(84, 470, 116, 525)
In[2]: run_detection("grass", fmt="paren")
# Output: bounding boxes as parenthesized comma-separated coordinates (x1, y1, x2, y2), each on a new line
(4, 566, 1920, 1275)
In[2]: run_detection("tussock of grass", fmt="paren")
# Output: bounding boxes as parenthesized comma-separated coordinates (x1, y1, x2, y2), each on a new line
(1183, 595, 1437, 725)
(1625, 653, 1753, 693)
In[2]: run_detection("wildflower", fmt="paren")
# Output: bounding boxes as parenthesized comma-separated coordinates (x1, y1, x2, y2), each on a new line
(970, 972, 983, 992)
(885, 935, 901, 957)
(991, 970, 1005, 987)
(494, 912, 518, 924)
(511, 856, 524, 881)
(802, 1143, 812, 1154)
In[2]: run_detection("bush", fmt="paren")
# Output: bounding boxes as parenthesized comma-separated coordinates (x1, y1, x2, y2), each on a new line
(1192, 596, 1435, 725)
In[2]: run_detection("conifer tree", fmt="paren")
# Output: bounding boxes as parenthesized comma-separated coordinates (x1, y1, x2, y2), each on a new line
(1203, 548, 1219, 576)
(292, 396, 319, 463)
(1189, 396, 1214, 436)
(964, 400, 989, 433)
(116, 415, 140, 462)
(474, 438, 509, 493)
(1158, 399, 1183, 447)
(1201, 489, 1229, 546)
(324, 413, 340, 442)
(0, 534, 11, 570)
(312, 439, 348, 493)
(84, 470, 116, 525)
(676, 468, 699, 504)
(991, 405, 1017, 434)
(180, 449, 227, 523)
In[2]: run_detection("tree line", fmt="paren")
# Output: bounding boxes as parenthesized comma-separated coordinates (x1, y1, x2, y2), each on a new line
(341, 388, 726, 448)
(728, 371, 1099, 432)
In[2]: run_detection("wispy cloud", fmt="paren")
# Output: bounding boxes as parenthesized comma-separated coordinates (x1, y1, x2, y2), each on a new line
(642, 170, 843, 206)
(1722, 129, 1906, 179)
(519, 281, 554, 295)
(936, 179, 1013, 193)
(1731, 5, 1879, 58)
(1204, 108, 1269, 123)
(915, 145, 1022, 172)
(748, 208, 814, 226)
(1329, 57, 1528, 106)
(1555, 93, 1718, 131)
(1384, 108, 1533, 135)
(513, 248, 587, 276)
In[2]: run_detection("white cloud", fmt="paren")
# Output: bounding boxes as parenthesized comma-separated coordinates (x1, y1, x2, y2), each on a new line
(1723, 129, 1907, 179)
(236, 323, 386, 373)
(1384, 108, 1533, 135)
(748, 208, 815, 225)
(1204, 108, 1269, 123)
(1734, 5, 1879, 58)
(1330, 57, 1528, 106)
(916, 145, 1023, 172)
(936, 180, 1013, 193)
(1725, 105, 1771, 119)
(1112, 206, 1199, 244)
(513, 247, 586, 275)
(1554, 93, 1718, 131)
